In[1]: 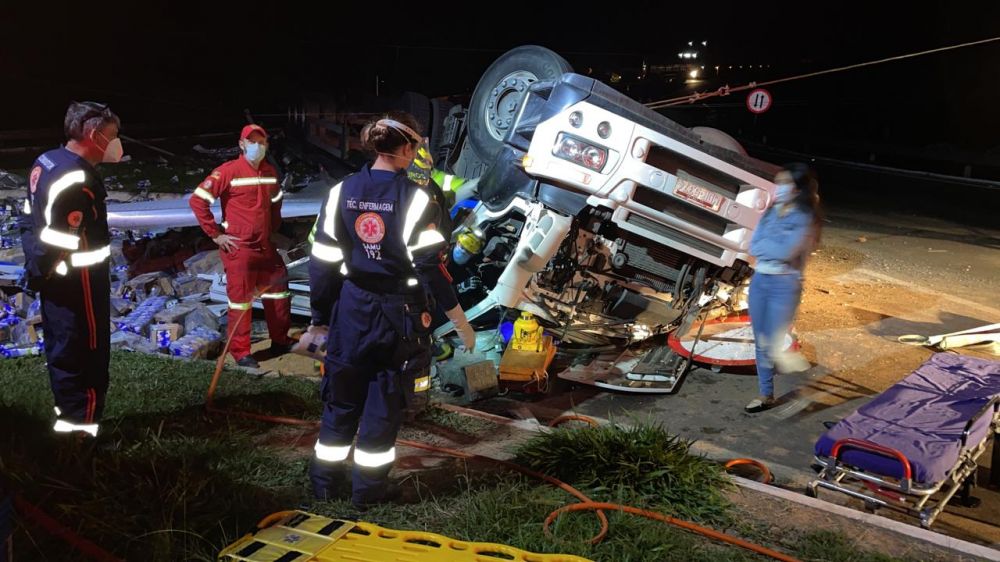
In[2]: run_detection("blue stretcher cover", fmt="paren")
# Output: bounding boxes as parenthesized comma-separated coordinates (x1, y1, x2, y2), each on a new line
(815, 353, 1000, 485)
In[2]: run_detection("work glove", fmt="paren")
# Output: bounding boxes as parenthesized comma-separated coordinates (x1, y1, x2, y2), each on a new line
(444, 305, 475, 353)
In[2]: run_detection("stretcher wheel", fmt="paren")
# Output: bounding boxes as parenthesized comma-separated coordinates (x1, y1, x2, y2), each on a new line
(863, 500, 879, 513)
(804, 485, 818, 498)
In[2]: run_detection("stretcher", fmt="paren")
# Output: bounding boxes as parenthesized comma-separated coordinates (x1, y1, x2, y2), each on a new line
(807, 353, 1000, 528)
(219, 510, 592, 561)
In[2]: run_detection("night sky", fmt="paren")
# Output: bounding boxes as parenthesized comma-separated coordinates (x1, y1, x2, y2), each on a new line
(3, 2, 999, 152)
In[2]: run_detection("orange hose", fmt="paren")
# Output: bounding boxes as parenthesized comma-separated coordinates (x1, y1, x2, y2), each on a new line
(204, 309, 797, 561)
(544, 502, 801, 562)
(548, 415, 599, 428)
(725, 458, 774, 484)
(397, 438, 610, 544)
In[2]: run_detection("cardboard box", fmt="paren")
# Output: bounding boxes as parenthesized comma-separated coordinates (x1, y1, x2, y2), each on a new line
(184, 251, 223, 276)
(154, 302, 199, 324)
(150, 323, 183, 348)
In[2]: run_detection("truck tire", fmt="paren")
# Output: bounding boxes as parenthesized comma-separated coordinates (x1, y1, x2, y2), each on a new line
(466, 45, 572, 162)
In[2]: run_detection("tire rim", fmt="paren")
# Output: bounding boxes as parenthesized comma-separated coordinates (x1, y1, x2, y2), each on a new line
(485, 70, 538, 141)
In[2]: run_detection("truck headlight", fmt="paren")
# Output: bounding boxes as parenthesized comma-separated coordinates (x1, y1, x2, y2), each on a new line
(553, 133, 608, 172)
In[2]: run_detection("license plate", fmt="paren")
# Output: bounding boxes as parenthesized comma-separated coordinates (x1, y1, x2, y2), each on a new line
(674, 178, 723, 211)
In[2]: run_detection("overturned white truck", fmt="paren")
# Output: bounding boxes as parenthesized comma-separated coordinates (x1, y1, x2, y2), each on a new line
(387, 46, 779, 391)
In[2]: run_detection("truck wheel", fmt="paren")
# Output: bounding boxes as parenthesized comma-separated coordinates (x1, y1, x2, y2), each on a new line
(466, 45, 572, 162)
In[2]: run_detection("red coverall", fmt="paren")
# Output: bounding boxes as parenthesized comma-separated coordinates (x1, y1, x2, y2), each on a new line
(188, 146, 292, 361)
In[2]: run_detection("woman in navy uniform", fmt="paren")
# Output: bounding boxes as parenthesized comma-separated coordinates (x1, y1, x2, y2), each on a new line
(307, 112, 475, 508)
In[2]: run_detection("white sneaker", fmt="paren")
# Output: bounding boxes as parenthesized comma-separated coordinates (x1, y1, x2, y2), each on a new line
(773, 350, 811, 374)
(745, 395, 776, 413)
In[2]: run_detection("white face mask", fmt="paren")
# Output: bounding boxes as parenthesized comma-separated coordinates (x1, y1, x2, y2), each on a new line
(243, 141, 267, 164)
(98, 133, 124, 164)
(775, 182, 796, 203)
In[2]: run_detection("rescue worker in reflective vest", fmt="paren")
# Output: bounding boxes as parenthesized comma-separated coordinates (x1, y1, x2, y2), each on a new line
(19, 102, 121, 438)
(189, 124, 293, 370)
(307, 112, 476, 508)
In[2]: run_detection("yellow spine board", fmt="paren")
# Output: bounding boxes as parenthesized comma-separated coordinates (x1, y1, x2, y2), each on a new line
(219, 510, 592, 562)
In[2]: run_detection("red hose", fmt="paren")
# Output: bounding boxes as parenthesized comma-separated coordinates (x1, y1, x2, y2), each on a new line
(12, 495, 124, 562)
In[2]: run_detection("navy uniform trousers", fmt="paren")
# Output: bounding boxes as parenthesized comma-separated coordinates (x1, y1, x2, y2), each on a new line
(41, 264, 111, 429)
(311, 279, 431, 504)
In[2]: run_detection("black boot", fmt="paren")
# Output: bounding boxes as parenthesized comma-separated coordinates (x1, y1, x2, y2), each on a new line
(309, 458, 350, 501)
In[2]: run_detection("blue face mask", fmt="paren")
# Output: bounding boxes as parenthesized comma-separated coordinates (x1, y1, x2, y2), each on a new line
(775, 182, 796, 203)
(243, 141, 266, 165)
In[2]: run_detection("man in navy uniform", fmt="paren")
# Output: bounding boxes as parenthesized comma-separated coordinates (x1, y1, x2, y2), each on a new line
(20, 101, 121, 439)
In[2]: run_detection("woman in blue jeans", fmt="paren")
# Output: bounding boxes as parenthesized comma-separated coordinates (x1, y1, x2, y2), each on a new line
(746, 163, 822, 413)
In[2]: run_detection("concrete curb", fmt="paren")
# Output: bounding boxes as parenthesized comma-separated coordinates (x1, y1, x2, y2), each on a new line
(732, 475, 1000, 562)
(437, 404, 1000, 561)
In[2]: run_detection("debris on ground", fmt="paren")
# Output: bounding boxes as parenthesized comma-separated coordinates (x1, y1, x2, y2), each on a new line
(0, 170, 25, 190)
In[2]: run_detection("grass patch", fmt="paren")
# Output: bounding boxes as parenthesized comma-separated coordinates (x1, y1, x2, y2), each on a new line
(0, 354, 919, 561)
(515, 421, 732, 525)
(792, 531, 912, 562)
(309, 477, 760, 562)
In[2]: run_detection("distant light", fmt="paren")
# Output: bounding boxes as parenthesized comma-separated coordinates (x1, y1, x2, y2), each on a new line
(678, 52, 684, 58)
(688, 41, 693, 46)
(714, 65, 719, 70)
(692, 52, 698, 59)
(702, 41, 708, 46)
(689, 69, 699, 79)
(701, 65, 705, 69)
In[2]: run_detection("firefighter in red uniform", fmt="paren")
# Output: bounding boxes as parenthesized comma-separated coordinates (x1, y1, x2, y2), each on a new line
(189, 124, 293, 369)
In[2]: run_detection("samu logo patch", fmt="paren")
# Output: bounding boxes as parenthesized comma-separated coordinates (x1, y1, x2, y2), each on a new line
(355, 212, 385, 244)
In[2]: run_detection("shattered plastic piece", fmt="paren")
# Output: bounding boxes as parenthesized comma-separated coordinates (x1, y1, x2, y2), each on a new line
(0, 343, 40, 358)
(10, 321, 39, 345)
(0, 170, 26, 190)
(26, 299, 41, 319)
